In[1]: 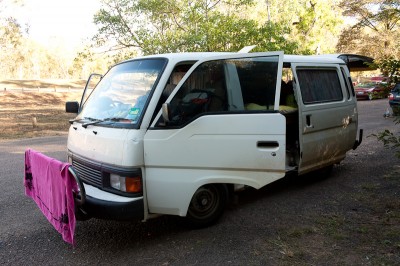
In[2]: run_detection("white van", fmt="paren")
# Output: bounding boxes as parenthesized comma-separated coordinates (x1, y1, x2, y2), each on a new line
(66, 51, 367, 227)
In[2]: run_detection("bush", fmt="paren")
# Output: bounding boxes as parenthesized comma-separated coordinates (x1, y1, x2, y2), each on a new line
(393, 106, 400, 116)
(374, 117, 400, 158)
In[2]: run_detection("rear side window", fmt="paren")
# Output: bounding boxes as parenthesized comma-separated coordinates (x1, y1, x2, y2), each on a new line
(297, 68, 343, 104)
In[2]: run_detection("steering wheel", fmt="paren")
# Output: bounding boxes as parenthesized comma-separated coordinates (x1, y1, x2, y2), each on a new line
(191, 89, 227, 111)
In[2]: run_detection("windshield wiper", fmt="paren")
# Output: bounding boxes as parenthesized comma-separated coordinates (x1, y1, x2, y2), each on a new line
(81, 117, 129, 128)
(69, 116, 94, 125)
(84, 117, 99, 121)
(82, 118, 104, 128)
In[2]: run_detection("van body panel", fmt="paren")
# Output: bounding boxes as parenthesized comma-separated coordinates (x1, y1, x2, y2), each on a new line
(297, 102, 357, 173)
(145, 168, 285, 216)
(144, 113, 286, 215)
(68, 124, 145, 167)
(291, 63, 358, 174)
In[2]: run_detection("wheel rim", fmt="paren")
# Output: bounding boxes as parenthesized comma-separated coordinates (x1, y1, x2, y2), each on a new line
(188, 185, 221, 220)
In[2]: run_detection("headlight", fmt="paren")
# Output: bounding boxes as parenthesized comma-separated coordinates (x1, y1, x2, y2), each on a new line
(110, 174, 142, 193)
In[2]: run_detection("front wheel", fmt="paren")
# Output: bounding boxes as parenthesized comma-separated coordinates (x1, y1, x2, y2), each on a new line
(185, 184, 228, 228)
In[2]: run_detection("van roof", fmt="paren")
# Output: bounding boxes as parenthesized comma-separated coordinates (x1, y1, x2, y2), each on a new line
(134, 52, 342, 63)
(284, 54, 344, 64)
(128, 52, 373, 70)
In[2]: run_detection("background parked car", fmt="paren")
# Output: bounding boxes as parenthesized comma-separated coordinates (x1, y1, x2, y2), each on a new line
(389, 83, 400, 116)
(355, 82, 390, 100)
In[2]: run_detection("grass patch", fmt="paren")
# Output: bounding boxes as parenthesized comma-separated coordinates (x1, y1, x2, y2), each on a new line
(286, 227, 316, 238)
(316, 213, 347, 240)
(361, 183, 380, 191)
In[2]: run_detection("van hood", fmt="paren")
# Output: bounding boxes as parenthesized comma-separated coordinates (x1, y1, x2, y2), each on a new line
(67, 124, 144, 167)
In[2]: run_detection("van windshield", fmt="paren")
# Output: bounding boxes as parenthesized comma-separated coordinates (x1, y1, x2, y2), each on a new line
(76, 58, 167, 126)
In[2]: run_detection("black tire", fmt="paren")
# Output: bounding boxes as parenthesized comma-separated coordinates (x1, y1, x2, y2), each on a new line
(185, 184, 228, 229)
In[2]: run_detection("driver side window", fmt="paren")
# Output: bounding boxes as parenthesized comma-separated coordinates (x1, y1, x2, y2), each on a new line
(165, 61, 228, 126)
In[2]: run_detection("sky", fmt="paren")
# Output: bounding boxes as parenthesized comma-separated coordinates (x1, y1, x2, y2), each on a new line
(7, 0, 101, 49)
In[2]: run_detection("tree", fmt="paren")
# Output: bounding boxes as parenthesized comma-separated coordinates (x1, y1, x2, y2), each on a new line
(290, 0, 344, 54)
(92, 0, 300, 56)
(337, 0, 400, 59)
(0, 17, 25, 78)
(220, 0, 344, 55)
(0, 0, 87, 79)
(0, 0, 105, 79)
(89, 0, 348, 63)
(71, 46, 112, 79)
(373, 58, 400, 83)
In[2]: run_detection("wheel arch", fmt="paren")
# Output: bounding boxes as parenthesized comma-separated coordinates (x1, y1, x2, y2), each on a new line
(181, 171, 280, 213)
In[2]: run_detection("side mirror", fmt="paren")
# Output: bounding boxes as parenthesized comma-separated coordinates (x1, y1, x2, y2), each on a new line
(66, 101, 79, 113)
(162, 103, 171, 123)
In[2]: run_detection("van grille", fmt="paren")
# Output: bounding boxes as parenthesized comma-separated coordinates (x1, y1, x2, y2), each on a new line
(72, 160, 103, 187)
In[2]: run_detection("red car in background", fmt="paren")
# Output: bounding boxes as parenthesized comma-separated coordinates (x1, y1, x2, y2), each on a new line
(355, 82, 389, 100)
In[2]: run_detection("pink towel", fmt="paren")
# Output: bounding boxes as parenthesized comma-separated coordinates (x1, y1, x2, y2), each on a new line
(24, 149, 77, 245)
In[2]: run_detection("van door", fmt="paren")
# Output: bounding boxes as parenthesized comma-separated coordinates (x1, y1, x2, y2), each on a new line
(144, 52, 285, 216)
(292, 63, 358, 174)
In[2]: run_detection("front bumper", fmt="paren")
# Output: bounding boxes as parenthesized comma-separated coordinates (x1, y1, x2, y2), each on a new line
(77, 193, 144, 221)
(69, 164, 145, 221)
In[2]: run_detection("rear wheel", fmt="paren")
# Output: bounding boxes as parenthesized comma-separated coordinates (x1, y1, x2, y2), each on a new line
(185, 184, 228, 228)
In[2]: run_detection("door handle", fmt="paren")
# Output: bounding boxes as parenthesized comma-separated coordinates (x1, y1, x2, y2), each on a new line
(257, 141, 279, 148)
(306, 114, 314, 128)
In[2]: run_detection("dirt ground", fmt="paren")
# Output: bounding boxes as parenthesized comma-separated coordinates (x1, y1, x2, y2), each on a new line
(1, 79, 86, 90)
(0, 80, 84, 140)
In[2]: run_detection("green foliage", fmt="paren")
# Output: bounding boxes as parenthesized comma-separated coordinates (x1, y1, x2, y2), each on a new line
(94, 0, 340, 57)
(291, 0, 344, 54)
(372, 58, 400, 83)
(373, 117, 400, 158)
